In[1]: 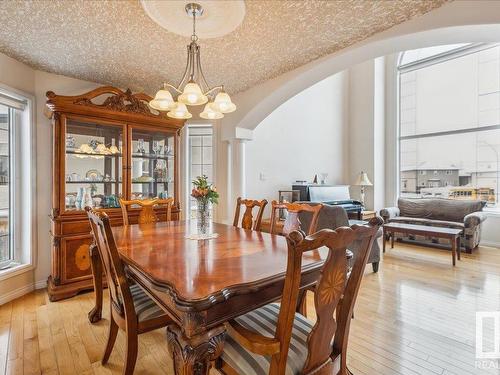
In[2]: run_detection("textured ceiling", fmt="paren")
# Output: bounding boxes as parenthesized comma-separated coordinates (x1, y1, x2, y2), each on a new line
(0, 0, 449, 95)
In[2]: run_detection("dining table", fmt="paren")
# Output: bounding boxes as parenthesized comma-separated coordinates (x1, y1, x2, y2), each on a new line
(87, 220, 327, 375)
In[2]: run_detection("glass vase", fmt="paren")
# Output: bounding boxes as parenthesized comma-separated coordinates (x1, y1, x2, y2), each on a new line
(196, 199, 211, 236)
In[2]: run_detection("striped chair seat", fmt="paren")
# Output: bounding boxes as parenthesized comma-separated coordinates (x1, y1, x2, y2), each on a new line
(221, 303, 313, 375)
(129, 284, 165, 322)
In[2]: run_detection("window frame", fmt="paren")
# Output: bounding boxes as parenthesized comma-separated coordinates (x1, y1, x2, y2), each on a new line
(397, 43, 500, 212)
(0, 83, 36, 279)
(185, 123, 216, 220)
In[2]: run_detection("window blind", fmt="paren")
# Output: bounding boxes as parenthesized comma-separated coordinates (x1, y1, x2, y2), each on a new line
(0, 93, 27, 110)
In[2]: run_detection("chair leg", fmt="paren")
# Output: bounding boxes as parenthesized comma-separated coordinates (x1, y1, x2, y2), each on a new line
(102, 316, 118, 365)
(123, 331, 138, 375)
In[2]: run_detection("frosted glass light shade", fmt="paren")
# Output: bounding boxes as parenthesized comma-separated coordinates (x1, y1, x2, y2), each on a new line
(149, 89, 175, 111)
(178, 82, 208, 106)
(210, 91, 236, 113)
(200, 103, 224, 120)
(167, 102, 192, 119)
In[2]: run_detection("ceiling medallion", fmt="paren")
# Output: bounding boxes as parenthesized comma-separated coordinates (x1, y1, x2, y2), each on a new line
(149, 3, 236, 120)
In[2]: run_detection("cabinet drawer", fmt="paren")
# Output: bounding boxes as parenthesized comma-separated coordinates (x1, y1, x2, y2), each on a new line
(61, 235, 93, 284)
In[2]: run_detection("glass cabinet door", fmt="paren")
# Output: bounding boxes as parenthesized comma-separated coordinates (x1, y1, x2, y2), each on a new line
(130, 127, 175, 201)
(64, 118, 124, 211)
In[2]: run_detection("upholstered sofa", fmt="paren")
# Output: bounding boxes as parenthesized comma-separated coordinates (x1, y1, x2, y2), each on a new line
(298, 204, 382, 272)
(380, 198, 487, 252)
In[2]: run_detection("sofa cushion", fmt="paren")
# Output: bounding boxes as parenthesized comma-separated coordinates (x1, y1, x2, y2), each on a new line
(398, 198, 486, 222)
(426, 219, 464, 230)
(389, 216, 464, 230)
(389, 216, 430, 225)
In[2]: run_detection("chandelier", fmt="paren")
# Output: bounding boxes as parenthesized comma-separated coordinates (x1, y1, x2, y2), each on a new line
(149, 3, 236, 120)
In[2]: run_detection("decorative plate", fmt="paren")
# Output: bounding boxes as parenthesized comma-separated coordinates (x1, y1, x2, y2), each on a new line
(86, 169, 102, 181)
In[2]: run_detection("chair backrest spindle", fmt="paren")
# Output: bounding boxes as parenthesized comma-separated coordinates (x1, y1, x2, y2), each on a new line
(233, 197, 268, 231)
(119, 197, 174, 225)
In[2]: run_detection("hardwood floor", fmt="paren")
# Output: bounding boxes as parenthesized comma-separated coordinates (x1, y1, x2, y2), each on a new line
(1, 241, 499, 375)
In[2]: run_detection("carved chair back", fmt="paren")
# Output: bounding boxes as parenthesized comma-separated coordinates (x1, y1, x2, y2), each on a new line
(86, 207, 135, 323)
(119, 197, 174, 225)
(270, 201, 323, 235)
(270, 217, 382, 374)
(233, 197, 268, 231)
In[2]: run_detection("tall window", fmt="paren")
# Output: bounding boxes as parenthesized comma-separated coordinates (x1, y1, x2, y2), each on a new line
(0, 105, 10, 267)
(398, 43, 500, 210)
(0, 88, 33, 271)
(188, 126, 213, 218)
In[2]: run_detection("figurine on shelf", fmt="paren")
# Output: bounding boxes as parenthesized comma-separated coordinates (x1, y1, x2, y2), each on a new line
(76, 187, 85, 209)
(83, 188, 93, 208)
(90, 183, 98, 197)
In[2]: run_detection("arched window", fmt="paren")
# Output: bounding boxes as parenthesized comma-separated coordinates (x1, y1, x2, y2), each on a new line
(397, 43, 500, 210)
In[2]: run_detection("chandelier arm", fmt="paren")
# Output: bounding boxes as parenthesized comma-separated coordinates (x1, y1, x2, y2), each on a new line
(203, 85, 224, 96)
(165, 83, 183, 95)
(176, 45, 191, 89)
(189, 43, 196, 80)
(196, 49, 211, 93)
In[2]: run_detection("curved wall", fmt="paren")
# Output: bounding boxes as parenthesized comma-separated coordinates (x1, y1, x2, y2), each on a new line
(221, 0, 500, 137)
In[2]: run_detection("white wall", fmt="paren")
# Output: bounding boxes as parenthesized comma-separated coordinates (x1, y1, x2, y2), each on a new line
(245, 72, 349, 215)
(0, 52, 101, 303)
(347, 58, 386, 212)
(0, 53, 36, 302)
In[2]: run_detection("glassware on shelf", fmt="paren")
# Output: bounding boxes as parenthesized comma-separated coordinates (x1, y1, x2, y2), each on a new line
(152, 140, 160, 155)
(137, 138, 145, 153)
(65, 119, 123, 211)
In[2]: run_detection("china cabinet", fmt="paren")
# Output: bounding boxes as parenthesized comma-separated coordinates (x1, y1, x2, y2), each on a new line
(45, 86, 185, 301)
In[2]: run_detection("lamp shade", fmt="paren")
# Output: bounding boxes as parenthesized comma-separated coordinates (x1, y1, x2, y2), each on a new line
(354, 171, 372, 186)
(178, 82, 208, 106)
(210, 91, 236, 113)
(167, 103, 192, 119)
(149, 89, 175, 111)
(200, 103, 224, 120)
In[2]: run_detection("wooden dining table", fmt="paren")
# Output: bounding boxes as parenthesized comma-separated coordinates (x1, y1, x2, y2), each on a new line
(88, 220, 327, 375)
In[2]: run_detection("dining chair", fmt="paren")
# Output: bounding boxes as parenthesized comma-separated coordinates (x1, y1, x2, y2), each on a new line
(119, 197, 174, 225)
(85, 207, 173, 375)
(216, 217, 382, 375)
(270, 201, 323, 236)
(233, 197, 268, 231)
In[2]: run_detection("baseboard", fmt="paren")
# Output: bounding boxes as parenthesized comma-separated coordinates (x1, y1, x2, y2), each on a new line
(35, 279, 47, 290)
(0, 280, 47, 306)
(481, 241, 500, 249)
(0, 284, 35, 305)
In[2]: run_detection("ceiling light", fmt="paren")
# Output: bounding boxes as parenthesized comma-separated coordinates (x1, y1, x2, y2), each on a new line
(211, 91, 236, 113)
(167, 103, 192, 119)
(149, 86, 175, 111)
(200, 103, 224, 120)
(178, 81, 208, 106)
(149, 2, 236, 120)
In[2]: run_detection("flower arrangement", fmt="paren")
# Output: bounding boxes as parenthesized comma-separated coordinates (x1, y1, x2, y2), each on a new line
(191, 175, 219, 205)
(191, 175, 218, 236)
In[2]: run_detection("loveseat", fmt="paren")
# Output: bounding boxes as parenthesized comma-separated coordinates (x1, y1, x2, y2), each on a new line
(380, 198, 487, 252)
(298, 204, 383, 272)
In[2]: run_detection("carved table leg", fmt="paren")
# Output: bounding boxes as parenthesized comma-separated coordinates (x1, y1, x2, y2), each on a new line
(166, 324, 226, 375)
(88, 242, 103, 323)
